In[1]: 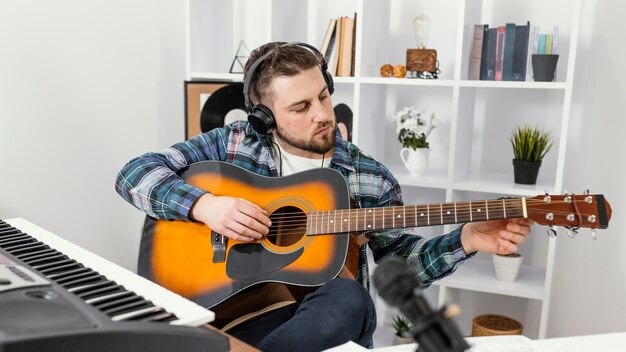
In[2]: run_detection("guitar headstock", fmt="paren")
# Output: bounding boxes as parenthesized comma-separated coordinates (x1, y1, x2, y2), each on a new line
(526, 193, 612, 235)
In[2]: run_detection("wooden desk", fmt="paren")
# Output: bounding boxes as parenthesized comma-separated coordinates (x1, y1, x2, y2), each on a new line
(204, 325, 260, 352)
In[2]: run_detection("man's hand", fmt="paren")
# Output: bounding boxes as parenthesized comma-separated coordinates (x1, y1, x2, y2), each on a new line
(191, 193, 271, 242)
(460, 218, 534, 255)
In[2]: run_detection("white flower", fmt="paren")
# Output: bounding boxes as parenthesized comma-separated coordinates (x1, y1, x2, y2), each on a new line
(394, 106, 440, 149)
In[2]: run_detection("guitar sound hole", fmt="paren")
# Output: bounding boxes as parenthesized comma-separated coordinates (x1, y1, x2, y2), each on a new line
(268, 206, 306, 246)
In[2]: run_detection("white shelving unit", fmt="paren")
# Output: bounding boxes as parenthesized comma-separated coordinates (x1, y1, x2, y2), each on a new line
(185, 0, 581, 339)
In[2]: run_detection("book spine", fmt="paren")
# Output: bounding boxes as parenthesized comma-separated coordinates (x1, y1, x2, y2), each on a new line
(486, 28, 498, 80)
(479, 25, 490, 80)
(511, 21, 529, 81)
(502, 23, 516, 81)
(469, 24, 485, 80)
(495, 26, 505, 81)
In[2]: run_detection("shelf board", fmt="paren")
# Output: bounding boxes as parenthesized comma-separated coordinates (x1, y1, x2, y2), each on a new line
(189, 72, 243, 81)
(359, 77, 455, 87)
(434, 259, 546, 300)
(459, 80, 567, 90)
(453, 172, 556, 197)
(388, 165, 449, 189)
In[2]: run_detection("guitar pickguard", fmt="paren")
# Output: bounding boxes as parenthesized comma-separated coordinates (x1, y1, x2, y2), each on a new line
(226, 243, 304, 280)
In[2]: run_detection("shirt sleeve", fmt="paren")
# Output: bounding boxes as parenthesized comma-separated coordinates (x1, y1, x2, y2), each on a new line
(366, 171, 475, 286)
(114, 129, 228, 220)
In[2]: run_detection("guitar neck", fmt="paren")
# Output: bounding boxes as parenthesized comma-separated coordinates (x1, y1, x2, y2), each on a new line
(306, 198, 526, 235)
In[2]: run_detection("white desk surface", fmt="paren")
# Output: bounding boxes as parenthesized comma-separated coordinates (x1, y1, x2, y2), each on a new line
(324, 332, 626, 352)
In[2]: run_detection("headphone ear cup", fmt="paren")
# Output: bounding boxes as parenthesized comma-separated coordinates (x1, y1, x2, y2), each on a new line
(247, 104, 276, 134)
(323, 70, 334, 95)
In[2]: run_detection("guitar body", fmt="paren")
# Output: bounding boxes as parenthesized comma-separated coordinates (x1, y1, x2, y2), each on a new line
(139, 161, 351, 310)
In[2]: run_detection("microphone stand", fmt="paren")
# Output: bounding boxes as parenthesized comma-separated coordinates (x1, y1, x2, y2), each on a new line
(407, 303, 468, 352)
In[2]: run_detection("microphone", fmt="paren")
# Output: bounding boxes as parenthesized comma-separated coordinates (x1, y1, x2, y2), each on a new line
(373, 257, 469, 352)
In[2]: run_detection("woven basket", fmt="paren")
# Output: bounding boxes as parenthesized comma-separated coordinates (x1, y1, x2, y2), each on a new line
(472, 314, 523, 336)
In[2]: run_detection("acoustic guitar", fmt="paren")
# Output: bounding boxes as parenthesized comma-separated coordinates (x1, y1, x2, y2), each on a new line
(138, 161, 612, 315)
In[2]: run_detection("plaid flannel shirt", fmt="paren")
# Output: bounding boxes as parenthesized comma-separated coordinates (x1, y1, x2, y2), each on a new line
(115, 121, 473, 290)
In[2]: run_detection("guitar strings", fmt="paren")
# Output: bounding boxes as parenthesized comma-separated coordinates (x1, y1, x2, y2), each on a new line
(265, 199, 599, 223)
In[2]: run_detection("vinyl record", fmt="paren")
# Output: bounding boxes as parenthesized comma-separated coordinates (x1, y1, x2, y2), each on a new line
(200, 83, 247, 132)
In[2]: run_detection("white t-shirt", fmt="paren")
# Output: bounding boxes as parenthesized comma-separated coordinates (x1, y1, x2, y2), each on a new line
(272, 139, 331, 176)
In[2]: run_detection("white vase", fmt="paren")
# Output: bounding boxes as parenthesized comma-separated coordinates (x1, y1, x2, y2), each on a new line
(400, 147, 430, 176)
(493, 253, 523, 282)
(393, 334, 414, 345)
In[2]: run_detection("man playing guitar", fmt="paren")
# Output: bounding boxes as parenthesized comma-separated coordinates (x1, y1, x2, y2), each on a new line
(115, 42, 532, 351)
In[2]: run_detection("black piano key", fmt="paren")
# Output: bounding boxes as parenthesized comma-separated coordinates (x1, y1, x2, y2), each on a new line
(55, 270, 100, 285)
(15, 248, 56, 261)
(38, 261, 83, 276)
(10, 243, 49, 255)
(69, 280, 118, 295)
(97, 294, 145, 312)
(59, 274, 106, 289)
(1, 239, 39, 251)
(47, 267, 92, 280)
(104, 299, 154, 317)
(22, 252, 67, 266)
(85, 291, 133, 305)
(76, 284, 126, 300)
(0, 233, 29, 243)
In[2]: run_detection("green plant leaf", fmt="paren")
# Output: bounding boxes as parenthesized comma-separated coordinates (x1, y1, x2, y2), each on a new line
(510, 125, 554, 162)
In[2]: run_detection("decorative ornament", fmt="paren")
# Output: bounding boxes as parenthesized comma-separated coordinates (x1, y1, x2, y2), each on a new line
(229, 41, 250, 74)
(380, 64, 394, 77)
(393, 65, 407, 78)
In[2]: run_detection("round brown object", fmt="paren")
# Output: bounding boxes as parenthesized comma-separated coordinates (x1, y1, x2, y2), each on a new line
(380, 64, 393, 77)
(393, 64, 407, 78)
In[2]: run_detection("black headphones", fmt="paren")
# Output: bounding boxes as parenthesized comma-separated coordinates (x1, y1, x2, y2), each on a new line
(243, 42, 334, 135)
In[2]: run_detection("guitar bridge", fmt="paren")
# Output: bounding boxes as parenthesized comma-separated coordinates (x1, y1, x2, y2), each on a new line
(212, 231, 227, 263)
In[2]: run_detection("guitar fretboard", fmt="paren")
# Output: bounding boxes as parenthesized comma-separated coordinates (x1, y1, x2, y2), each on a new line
(306, 198, 526, 235)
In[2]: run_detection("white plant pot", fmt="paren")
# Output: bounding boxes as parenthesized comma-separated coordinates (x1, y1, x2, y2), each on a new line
(493, 253, 523, 282)
(400, 147, 430, 176)
(393, 334, 414, 345)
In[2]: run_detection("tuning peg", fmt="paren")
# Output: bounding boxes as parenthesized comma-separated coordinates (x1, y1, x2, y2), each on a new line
(567, 228, 578, 238)
(591, 229, 598, 240)
(547, 226, 557, 237)
(584, 189, 590, 195)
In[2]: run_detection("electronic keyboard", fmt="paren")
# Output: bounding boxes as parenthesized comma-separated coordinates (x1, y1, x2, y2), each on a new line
(0, 218, 228, 352)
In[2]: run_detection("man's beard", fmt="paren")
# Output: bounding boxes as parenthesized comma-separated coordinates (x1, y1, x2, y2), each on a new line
(275, 123, 336, 155)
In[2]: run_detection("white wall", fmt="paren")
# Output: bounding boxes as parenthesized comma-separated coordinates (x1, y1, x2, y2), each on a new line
(1, 0, 625, 340)
(549, 0, 626, 337)
(0, 0, 185, 270)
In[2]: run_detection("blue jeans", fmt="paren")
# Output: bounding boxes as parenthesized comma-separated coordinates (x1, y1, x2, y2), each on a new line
(228, 278, 377, 352)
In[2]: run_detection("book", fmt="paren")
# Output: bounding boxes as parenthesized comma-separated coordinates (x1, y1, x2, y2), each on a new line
(320, 18, 337, 62)
(330, 18, 341, 75)
(479, 25, 490, 80)
(486, 27, 498, 80)
(337, 16, 355, 77)
(495, 26, 506, 81)
(469, 24, 486, 80)
(526, 25, 538, 80)
(545, 34, 553, 54)
(351, 12, 357, 76)
(511, 21, 530, 81)
(502, 23, 516, 81)
(538, 34, 546, 54)
(552, 26, 559, 54)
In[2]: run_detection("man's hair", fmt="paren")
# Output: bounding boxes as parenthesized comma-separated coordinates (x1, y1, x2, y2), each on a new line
(243, 42, 321, 108)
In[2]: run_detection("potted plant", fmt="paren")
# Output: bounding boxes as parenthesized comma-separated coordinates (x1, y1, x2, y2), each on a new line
(510, 125, 554, 184)
(395, 107, 440, 176)
(392, 314, 413, 345)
